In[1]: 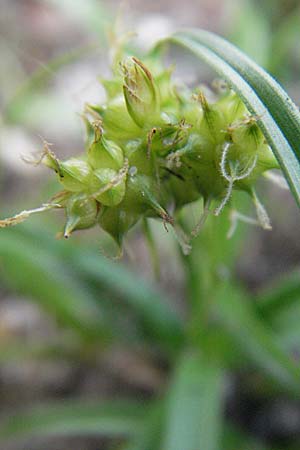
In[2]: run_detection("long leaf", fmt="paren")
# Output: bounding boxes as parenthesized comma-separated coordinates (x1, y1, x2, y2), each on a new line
(253, 270, 300, 350)
(67, 247, 184, 350)
(162, 352, 224, 450)
(0, 400, 144, 442)
(162, 29, 300, 207)
(223, 423, 272, 450)
(213, 284, 300, 396)
(122, 402, 164, 450)
(255, 269, 300, 318)
(7, 224, 183, 350)
(0, 229, 109, 341)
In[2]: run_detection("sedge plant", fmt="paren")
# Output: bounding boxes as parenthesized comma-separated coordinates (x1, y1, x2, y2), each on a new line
(1, 28, 300, 450)
(0, 37, 281, 251)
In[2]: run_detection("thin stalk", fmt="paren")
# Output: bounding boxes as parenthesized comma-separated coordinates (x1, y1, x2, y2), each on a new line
(142, 218, 160, 280)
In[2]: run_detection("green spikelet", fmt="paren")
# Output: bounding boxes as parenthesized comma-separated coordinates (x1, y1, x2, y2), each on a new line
(0, 40, 281, 253)
(123, 57, 159, 128)
(88, 121, 124, 170)
(64, 194, 99, 238)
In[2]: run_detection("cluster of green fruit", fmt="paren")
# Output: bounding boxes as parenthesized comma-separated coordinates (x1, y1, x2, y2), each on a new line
(0, 50, 279, 252)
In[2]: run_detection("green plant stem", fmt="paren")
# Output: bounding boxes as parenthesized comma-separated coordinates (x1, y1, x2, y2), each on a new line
(178, 213, 221, 345)
(142, 218, 160, 280)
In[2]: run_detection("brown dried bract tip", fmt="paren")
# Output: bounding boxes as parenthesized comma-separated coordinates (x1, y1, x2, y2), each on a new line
(21, 138, 54, 167)
(84, 104, 103, 121)
(193, 91, 210, 112)
(0, 212, 30, 228)
(171, 119, 192, 147)
(161, 211, 174, 232)
(0, 204, 62, 228)
(147, 128, 157, 158)
(227, 113, 264, 134)
(92, 119, 104, 142)
(49, 190, 70, 204)
(132, 57, 153, 82)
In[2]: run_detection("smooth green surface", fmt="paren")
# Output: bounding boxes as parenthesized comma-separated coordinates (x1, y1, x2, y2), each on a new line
(122, 403, 164, 450)
(68, 247, 184, 349)
(213, 284, 300, 396)
(0, 224, 183, 351)
(0, 401, 144, 440)
(162, 353, 223, 450)
(0, 229, 108, 341)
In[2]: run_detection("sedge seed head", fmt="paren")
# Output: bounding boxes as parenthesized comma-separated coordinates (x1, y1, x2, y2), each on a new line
(0, 41, 281, 251)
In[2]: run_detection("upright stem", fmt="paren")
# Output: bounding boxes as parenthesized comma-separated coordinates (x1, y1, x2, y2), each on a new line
(180, 206, 244, 347)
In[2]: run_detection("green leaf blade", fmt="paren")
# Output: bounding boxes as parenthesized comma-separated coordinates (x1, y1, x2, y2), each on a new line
(256, 269, 300, 318)
(162, 353, 224, 450)
(0, 230, 108, 341)
(213, 284, 300, 396)
(0, 401, 144, 442)
(122, 402, 164, 450)
(178, 29, 300, 152)
(163, 30, 300, 207)
(67, 247, 184, 350)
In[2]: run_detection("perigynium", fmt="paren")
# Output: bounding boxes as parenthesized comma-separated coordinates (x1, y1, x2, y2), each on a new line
(0, 42, 280, 254)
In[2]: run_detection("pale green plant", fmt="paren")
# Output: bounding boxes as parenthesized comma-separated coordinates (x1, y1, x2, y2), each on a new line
(0, 25, 300, 450)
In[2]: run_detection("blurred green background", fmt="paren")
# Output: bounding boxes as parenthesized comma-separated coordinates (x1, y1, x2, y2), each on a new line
(0, 1, 300, 449)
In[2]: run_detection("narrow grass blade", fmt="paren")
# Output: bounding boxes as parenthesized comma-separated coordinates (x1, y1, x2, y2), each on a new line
(255, 269, 300, 318)
(0, 229, 109, 341)
(213, 284, 300, 396)
(67, 247, 184, 350)
(162, 352, 224, 450)
(7, 224, 183, 350)
(176, 29, 300, 152)
(0, 401, 144, 442)
(223, 423, 272, 450)
(122, 402, 164, 450)
(271, 301, 300, 349)
(255, 271, 300, 349)
(162, 29, 300, 207)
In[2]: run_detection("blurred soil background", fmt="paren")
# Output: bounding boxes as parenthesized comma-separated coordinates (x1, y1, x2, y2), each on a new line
(0, 1, 300, 449)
